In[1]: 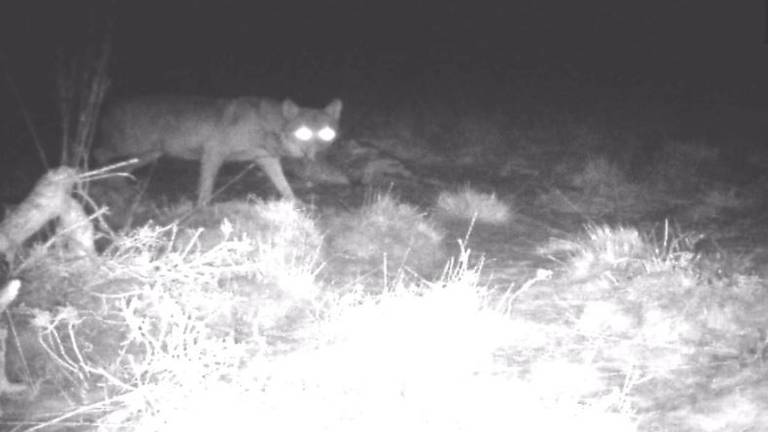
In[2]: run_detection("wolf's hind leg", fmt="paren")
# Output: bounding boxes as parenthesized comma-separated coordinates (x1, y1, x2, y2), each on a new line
(198, 148, 224, 206)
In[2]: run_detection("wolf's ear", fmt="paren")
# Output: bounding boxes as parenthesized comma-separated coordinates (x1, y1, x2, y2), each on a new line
(325, 99, 343, 119)
(282, 99, 300, 119)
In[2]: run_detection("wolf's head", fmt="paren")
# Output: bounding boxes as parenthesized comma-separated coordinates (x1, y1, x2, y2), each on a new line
(279, 99, 342, 159)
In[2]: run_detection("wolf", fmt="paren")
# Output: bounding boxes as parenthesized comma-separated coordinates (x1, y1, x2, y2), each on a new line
(94, 96, 343, 205)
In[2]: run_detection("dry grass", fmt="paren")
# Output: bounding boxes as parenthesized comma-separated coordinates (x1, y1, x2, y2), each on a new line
(7, 218, 641, 432)
(325, 192, 446, 282)
(435, 185, 513, 225)
(537, 222, 702, 279)
(232, 247, 636, 432)
(537, 155, 654, 217)
(531, 222, 768, 431)
(684, 185, 752, 222)
(4, 197, 768, 431)
(9, 199, 326, 429)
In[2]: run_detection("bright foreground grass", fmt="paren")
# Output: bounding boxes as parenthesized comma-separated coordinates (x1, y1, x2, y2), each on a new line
(9, 202, 768, 431)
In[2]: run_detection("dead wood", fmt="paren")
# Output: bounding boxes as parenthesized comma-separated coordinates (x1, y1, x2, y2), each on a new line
(0, 167, 95, 259)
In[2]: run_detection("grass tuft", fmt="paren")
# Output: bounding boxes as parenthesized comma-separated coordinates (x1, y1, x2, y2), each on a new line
(326, 192, 446, 282)
(436, 185, 513, 225)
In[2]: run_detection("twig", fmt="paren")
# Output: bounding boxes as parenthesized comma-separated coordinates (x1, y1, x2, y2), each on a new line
(78, 158, 140, 181)
(1, 54, 49, 170)
(58, 30, 111, 169)
(22, 395, 121, 432)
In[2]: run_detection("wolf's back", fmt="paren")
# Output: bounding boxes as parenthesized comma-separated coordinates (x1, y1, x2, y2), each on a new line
(94, 96, 226, 164)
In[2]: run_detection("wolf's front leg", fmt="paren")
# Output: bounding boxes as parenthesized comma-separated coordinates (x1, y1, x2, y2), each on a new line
(257, 156, 296, 200)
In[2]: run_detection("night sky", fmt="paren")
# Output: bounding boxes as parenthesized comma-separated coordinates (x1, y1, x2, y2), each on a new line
(0, 0, 766, 179)
(2, 1, 766, 103)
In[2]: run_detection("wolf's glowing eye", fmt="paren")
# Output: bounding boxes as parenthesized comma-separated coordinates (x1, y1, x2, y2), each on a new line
(317, 126, 336, 142)
(293, 126, 313, 141)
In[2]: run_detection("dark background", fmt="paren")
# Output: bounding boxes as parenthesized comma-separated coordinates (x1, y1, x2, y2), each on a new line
(0, 0, 766, 187)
